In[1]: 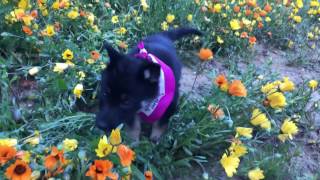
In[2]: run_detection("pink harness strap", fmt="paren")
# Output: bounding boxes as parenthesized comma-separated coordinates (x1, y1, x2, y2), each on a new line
(135, 42, 176, 123)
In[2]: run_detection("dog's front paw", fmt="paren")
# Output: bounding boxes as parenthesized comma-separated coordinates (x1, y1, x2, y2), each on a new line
(150, 123, 167, 143)
(126, 127, 140, 142)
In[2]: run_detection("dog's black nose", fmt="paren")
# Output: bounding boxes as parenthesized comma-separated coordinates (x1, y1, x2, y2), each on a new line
(95, 113, 109, 131)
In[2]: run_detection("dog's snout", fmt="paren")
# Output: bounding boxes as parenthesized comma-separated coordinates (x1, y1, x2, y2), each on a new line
(95, 112, 109, 130)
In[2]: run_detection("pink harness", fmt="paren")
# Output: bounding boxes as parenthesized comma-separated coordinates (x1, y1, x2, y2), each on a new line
(135, 42, 176, 123)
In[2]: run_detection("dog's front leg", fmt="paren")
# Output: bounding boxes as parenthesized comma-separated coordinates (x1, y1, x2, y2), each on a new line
(126, 115, 141, 142)
(150, 121, 168, 143)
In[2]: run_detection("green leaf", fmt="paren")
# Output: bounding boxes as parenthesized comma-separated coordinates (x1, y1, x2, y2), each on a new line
(149, 163, 164, 180)
(55, 78, 68, 91)
(131, 165, 145, 180)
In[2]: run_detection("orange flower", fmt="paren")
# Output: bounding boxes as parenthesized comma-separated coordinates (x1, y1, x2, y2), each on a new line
(253, 12, 260, 19)
(118, 41, 128, 49)
(249, 36, 257, 45)
(264, 4, 272, 13)
(247, 0, 257, 7)
(44, 147, 67, 175)
(198, 48, 214, 61)
(257, 22, 263, 29)
(117, 145, 135, 167)
(207, 104, 225, 120)
(245, 9, 252, 16)
(91, 51, 100, 60)
(215, 74, 228, 87)
(145, 170, 153, 180)
(22, 26, 32, 35)
(259, 10, 267, 17)
(233, 6, 240, 13)
(86, 160, 118, 180)
(228, 80, 247, 97)
(0, 145, 17, 165)
(240, 32, 248, 38)
(30, 10, 38, 18)
(5, 160, 32, 180)
(54, 22, 61, 31)
(80, 10, 86, 17)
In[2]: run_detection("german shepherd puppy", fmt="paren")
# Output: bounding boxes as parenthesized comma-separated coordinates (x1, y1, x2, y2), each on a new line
(96, 28, 202, 142)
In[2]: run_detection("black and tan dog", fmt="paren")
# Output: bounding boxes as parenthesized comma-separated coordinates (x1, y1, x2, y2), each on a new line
(96, 28, 202, 142)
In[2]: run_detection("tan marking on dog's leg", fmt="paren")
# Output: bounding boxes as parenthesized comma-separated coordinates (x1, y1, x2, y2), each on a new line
(150, 121, 167, 143)
(126, 116, 141, 142)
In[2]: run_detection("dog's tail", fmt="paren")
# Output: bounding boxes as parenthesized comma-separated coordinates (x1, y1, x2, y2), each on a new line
(162, 27, 203, 41)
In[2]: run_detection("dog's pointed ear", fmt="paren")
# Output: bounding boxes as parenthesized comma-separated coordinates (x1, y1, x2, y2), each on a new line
(139, 62, 161, 84)
(103, 41, 122, 64)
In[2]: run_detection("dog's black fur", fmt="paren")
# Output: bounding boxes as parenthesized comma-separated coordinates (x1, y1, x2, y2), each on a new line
(96, 28, 202, 133)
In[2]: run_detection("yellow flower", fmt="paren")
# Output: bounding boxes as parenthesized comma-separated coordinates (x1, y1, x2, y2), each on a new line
(213, 4, 222, 13)
(310, 0, 320, 7)
(166, 14, 175, 23)
(0, 138, 18, 147)
(116, 27, 127, 35)
(248, 168, 265, 180)
(261, 82, 277, 94)
(140, 0, 149, 11)
(92, 25, 100, 33)
(24, 130, 40, 146)
(95, 135, 112, 158)
(267, 92, 287, 109)
(293, 16, 302, 23)
(18, 0, 29, 9)
(22, 15, 33, 26)
(230, 19, 241, 30)
(52, 1, 59, 10)
(31, 171, 41, 180)
(265, 17, 271, 22)
(308, 32, 314, 39)
(87, 13, 95, 25)
(109, 128, 121, 146)
(250, 109, 271, 130)
(78, 71, 86, 80)
(62, 138, 78, 152)
(308, 80, 318, 90)
(220, 153, 240, 177)
(53, 63, 69, 73)
(288, 40, 294, 48)
(24, 136, 40, 146)
(161, 21, 169, 31)
(73, 84, 84, 98)
(62, 49, 74, 60)
(280, 119, 299, 139)
(229, 141, 248, 157)
(20, 151, 31, 163)
(236, 127, 253, 138)
(28, 67, 39, 76)
(279, 77, 295, 92)
(217, 36, 224, 44)
(220, 83, 229, 92)
(187, 14, 193, 22)
(296, 0, 303, 8)
(41, 9, 48, 16)
(67, 10, 79, 19)
(278, 134, 289, 142)
(111, 15, 119, 24)
(45, 25, 55, 37)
